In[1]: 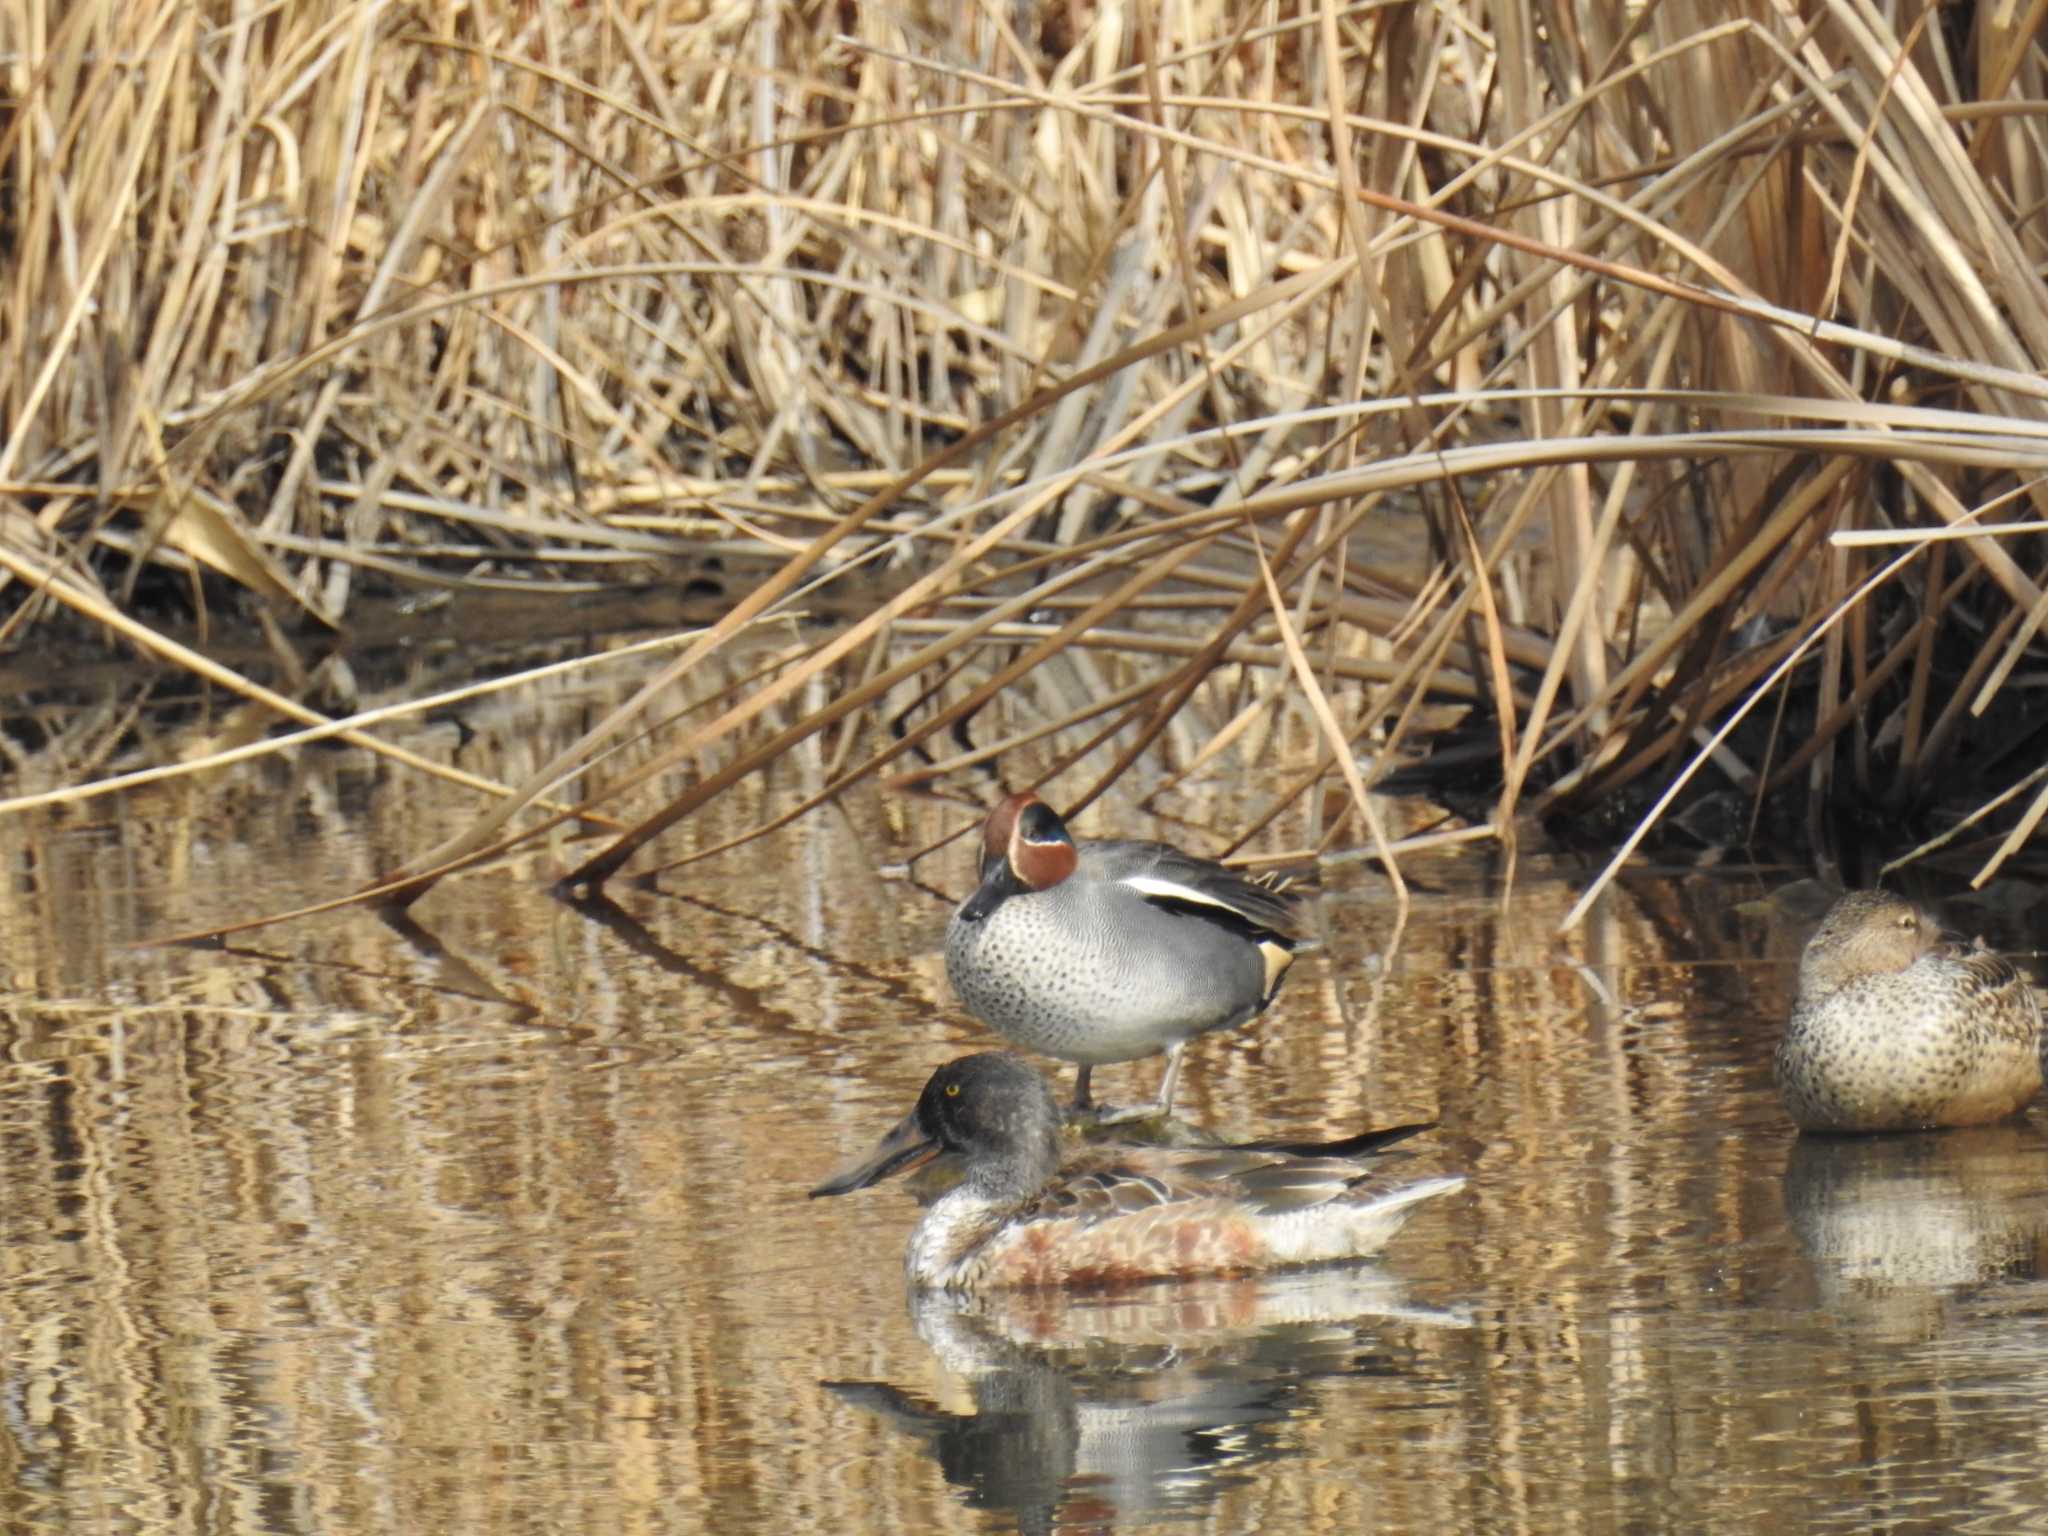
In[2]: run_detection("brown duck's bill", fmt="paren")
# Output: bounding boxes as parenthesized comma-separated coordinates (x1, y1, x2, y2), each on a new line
(809, 1111, 943, 1198)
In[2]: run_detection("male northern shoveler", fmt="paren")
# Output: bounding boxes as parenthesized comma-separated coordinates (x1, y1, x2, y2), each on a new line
(944, 792, 1302, 1119)
(809, 1053, 1464, 1291)
(1774, 889, 2044, 1133)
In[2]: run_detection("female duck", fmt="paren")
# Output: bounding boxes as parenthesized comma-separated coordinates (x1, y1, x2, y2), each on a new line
(944, 792, 1301, 1118)
(1774, 890, 2043, 1132)
(810, 1053, 1464, 1291)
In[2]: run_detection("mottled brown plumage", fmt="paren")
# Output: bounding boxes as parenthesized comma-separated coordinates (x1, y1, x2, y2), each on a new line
(1774, 891, 2043, 1133)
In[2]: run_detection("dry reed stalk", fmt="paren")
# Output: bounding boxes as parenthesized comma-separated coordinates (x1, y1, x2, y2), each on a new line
(13, 0, 2048, 927)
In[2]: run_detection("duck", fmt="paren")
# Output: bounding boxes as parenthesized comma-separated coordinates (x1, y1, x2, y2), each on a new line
(1773, 889, 2044, 1133)
(944, 792, 1301, 1119)
(809, 1052, 1465, 1291)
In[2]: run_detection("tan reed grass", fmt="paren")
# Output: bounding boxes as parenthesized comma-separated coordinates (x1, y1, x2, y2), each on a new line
(11, 0, 2048, 927)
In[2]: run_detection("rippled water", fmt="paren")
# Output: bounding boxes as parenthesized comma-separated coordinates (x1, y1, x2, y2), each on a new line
(4, 683, 2048, 1534)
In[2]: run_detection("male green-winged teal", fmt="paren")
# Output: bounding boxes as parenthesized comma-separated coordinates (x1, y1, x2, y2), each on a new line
(810, 1053, 1463, 1290)
(943, 792, 1301, 1119)
(1773, 890, 2043, 1133)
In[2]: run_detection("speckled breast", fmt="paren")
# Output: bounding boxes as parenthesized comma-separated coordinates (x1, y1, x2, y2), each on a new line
(944, 887, 1258, 1065)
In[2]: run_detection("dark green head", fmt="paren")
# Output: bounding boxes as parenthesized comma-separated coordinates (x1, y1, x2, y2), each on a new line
(810, 1053, 1063, 1201)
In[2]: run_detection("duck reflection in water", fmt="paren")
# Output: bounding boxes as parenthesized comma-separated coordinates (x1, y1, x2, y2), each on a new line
(825, 1272, 1469, 1534)
(1783, 1122, 2048, 1340)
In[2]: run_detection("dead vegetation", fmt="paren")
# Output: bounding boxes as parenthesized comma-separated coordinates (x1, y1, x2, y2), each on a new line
(9, 0, 2048, 920)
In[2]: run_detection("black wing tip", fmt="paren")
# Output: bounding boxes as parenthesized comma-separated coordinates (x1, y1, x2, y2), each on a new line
(1222, 1119, 1438, 1159)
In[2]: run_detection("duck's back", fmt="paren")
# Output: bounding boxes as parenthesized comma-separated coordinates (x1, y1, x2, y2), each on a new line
(1075, 839, 1300, 935)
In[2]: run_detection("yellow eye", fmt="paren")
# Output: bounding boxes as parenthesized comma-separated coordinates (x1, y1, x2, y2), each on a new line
(946, 1083, 961, 1097)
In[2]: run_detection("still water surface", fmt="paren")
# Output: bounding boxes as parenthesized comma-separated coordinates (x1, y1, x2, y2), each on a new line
(4, 692, 2047, 1534)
